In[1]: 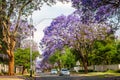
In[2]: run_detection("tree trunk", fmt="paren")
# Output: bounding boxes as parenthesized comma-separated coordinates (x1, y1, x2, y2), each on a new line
(78, 49, 88, 73)
(7, 36, 16, 75)
(0, 45, 2, 49)
(82, 58, 88, 73)
(8, 50, 14, 75)
(58, 61, 61, 70)
(22, 66, 25, 75)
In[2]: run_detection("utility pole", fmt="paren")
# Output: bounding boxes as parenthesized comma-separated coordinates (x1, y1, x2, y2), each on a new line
(30, 14, 33, 77)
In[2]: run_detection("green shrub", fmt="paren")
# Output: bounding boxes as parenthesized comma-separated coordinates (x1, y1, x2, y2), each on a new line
(78, 70, 84, 73)
(105, 69, 120, 73)
(78, 69, 94, 73)
(105, 69, 116, 73)
(115, 69, 120, 73)
(0, 73, 3, 76)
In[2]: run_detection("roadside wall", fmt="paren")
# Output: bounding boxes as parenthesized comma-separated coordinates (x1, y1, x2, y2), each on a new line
(74, 64, 120, 72)
(0, 64, 35, 74)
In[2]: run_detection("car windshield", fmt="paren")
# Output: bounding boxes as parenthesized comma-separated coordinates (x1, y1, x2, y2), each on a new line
(51, 69, 57, 71)
(61, 69, 68, 71)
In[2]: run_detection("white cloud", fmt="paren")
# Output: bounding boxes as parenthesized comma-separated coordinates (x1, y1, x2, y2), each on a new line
(32, 2, 75, 25)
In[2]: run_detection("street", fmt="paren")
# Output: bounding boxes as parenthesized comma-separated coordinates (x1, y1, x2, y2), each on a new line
(0, 74, 120, 80)
(33, 76, 120, 80)
(32, 73, 120, 80)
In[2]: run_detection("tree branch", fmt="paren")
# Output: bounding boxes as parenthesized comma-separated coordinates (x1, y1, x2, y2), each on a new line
(7, 0, 16, 18)
(2, 21, 10, 36)
(14, 0, 32, 35)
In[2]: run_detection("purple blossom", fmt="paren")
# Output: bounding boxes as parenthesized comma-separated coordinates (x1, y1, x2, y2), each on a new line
(40, 13, 111, 65)
(71, 0, 120, 23)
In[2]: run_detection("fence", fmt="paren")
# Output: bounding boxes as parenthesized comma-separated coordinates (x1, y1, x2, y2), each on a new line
(0, 64, 23, 74)
(0, 64, 8, 73)
(0, 64, 35, 74)
(74, 64, 120, 72)
(1, 64, 120, 73)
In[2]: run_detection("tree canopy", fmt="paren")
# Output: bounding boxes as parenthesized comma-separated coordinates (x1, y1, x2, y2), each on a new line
(14, 48, 39, 74)
(71, 0, 120, 23)
(41, 13, 111, 59)
(40, 13, 112, 73)
(49, 47, 76, 69)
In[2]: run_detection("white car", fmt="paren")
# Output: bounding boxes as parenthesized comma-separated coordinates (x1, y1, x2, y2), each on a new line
(59, 68, 70, 76)
(50, 69, 58, 74)
(36, 70, 42, 73)
(36, 69, 43, 76)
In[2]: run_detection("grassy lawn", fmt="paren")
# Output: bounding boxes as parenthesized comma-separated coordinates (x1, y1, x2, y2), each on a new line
(76, 70, 120, 77)
(81, 72, 120, 76)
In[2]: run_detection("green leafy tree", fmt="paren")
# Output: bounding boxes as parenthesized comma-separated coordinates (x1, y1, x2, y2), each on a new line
(88, 35, 117, 65)
(14, 48, 39, 75)
(49, 47, 76, 69)
(111, 40, 120, 64)
(49, 50, 62, 69)
(61, 47, 76, 69)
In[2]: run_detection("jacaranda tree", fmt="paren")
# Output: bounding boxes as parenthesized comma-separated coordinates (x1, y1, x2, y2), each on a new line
(41, 13, 111, 73)
(0, 0, 68, 75)
(14, 20, 36, 50)
(71, 0, 120, 33)
(39, 0, 120, 73)
(20, 39, 39, 52)
(71, 0, 120, 22)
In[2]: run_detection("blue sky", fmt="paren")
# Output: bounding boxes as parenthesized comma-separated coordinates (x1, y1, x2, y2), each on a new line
(31, 2, 75, 53)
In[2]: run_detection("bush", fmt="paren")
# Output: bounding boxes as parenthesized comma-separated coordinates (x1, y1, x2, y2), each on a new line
(115, 69, 120, 73)
(0, 73, 3, 76)
(88, 69, 94, 72)
(78, 70, 84, 73)
(105, 69, 116, 73)
(105, 69, 120, 73)
(78, 69, 94, 73)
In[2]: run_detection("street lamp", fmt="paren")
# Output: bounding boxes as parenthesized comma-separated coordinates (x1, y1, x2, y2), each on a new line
(29, 17, 55, 77)
(30, 14, 33, 77)
(34, 17, 55, 73)
(34, 18, 55, 26)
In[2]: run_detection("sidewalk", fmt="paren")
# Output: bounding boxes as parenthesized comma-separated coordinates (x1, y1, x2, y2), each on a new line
(0, 76, 25, 80)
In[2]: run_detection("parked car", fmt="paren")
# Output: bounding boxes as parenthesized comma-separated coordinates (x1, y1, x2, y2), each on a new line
(50, 69, 58, 74)
(36, 69, 43, 76)
(59, 68, 70, 76)
(36, 69, 42, 73)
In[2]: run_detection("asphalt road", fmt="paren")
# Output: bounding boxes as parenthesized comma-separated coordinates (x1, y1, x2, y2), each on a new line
(29, 76, 120, 80)
(29, 72, 120, 80)
(0, 75, 120, 80)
